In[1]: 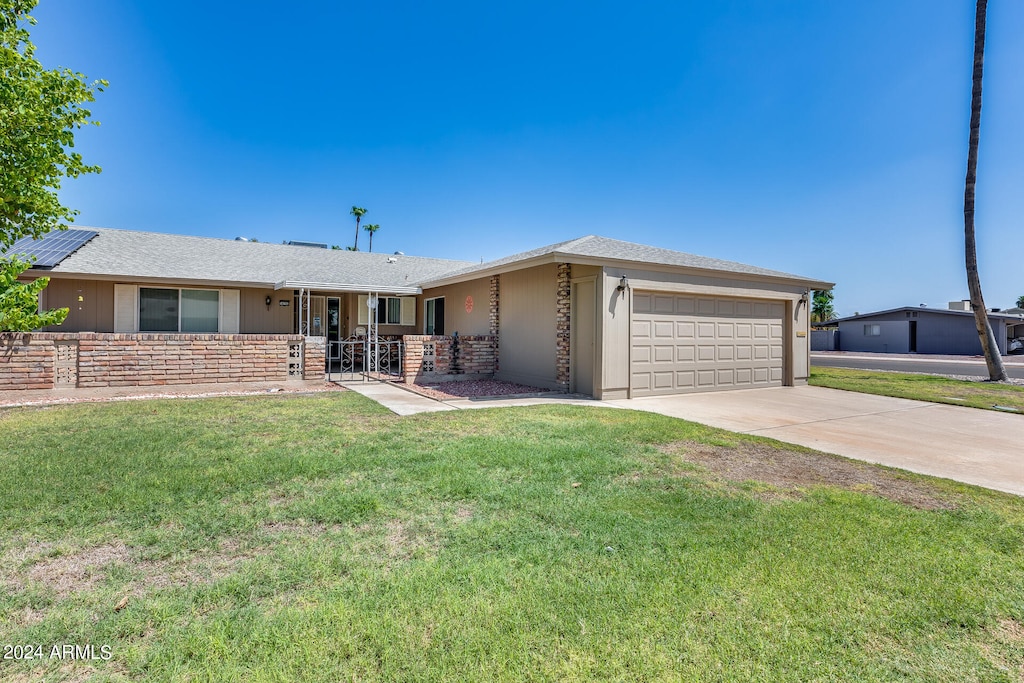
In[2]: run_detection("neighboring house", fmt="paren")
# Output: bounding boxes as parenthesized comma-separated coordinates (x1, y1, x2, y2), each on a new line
(6, 227, 832, 398)
(824, 303, 1024, 356)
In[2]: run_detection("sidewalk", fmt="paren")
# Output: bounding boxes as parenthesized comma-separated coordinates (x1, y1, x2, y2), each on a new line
(340, 381, 599, 415)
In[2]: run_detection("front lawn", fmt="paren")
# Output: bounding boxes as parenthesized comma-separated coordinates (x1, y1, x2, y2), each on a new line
(810, 366, 1024, 413)
(1, 393, 1022, 681)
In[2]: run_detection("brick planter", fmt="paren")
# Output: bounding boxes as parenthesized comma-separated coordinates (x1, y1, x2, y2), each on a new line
(403, 334, 497, 384)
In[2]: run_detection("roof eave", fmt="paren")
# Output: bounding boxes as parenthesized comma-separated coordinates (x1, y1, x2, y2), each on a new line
(418, 251, 834, 291)
(275, 281, 422, 295)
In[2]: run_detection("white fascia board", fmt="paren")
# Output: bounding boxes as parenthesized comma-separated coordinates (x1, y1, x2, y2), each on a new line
(274, 281, 422, 295)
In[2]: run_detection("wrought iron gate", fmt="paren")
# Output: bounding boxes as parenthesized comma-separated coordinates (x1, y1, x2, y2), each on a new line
(326, 335, 403, 382)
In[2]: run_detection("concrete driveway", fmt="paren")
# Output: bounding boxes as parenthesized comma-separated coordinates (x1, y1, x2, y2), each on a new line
(607, 386, 1024, 497)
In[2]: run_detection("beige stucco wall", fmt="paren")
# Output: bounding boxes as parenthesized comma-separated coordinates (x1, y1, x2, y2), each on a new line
(39, 278, 294, 334)
(239, 288, 294, 334)
(497, 263, 559, 389)
(420, 278, 491, 336)
(597, 266, 811, 399)
(39, 278, 115, 332)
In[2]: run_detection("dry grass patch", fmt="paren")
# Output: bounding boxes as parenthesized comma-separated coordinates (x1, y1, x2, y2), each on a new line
(20, 542, 132, 598)
(658, 441, 955, 510)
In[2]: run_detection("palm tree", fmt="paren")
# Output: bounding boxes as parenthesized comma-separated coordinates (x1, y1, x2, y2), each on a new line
(1017, 295, 1024, 309)
(350, 206, 367, 251)
(963, 0, 1007, 381)
(811, 290, 836, 324)
(363, 223, 381, 252)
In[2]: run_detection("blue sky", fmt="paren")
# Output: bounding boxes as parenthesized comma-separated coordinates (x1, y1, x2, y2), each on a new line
(30, 1, 1024, 314)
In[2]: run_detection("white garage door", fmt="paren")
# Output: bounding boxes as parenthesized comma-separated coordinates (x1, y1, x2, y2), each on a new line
(631, 292, 786, 396)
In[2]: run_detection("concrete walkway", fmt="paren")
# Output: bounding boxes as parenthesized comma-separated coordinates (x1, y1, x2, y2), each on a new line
(340, 381, 600, 415)
(344, 381, 1023, 497)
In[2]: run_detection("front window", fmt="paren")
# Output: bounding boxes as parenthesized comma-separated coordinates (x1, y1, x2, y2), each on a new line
(139, 288, 219, 332)
(864, 324, 881, 337)
(376, 296, 402, 325)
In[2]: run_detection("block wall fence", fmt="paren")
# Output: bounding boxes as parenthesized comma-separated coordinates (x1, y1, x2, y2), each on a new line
(0, 333, 325, 390)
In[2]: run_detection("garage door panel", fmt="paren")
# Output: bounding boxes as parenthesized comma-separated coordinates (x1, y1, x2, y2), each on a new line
(654, 321, 674, 338)
(654, 372, 674, 388)
(676, 345, 695, 362)
(631, 291, 786, 396)
(653, 295, 675, 313)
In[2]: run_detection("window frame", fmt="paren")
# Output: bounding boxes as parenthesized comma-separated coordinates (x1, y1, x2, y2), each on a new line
(376, 296, 402, 325)
(864, 323, 881, 337)
(139, 287, 221, 333)
(424, 296, 445, 335)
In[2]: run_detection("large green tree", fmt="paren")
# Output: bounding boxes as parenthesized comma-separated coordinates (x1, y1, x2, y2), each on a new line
(1016, 295, 1024, 309)
(0, 255, 66, 330)
(963, 0, 1007, 381)
(1, 0, 106, 246)
(1, 0, 103, 330)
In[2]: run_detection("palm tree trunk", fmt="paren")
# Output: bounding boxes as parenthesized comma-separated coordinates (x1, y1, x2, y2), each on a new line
(368, 231, 373, 252)
(964, 0, 1008, 381)
(353, 217, 360, 251)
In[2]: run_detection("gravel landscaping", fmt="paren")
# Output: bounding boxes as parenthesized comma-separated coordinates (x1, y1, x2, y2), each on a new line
(404, 379, 556, 401)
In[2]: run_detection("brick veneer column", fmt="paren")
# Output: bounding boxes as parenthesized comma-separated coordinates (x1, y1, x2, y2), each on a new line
(556, 263, 571, 389)
(489, 275, 500, 372)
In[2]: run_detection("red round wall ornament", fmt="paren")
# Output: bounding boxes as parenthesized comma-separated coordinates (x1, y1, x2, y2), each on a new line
(465, 296, 474, 313)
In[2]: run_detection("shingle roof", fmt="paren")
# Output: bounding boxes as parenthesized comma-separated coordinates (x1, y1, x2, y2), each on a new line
(830, 307, 1024, 324)
(422, 234, 830, 286)
(20, 228, 832, 291)
(36, 228, 473, 292)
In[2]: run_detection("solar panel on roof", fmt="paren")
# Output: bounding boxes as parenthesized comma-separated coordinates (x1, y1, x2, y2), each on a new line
(1, 229, 99, 268)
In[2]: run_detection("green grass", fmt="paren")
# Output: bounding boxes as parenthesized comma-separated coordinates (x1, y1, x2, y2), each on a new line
(810, 366, 1024, 414)
(1, 393, 1023, 682)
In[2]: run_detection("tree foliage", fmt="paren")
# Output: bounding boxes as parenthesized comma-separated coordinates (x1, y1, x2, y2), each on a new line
(1017, 295, 1024, 309)
(0, 255, 66, 331)
(1, 0, 106, 247)
(350, 206, 366, 251)
(363, 223, 380, 252)
(811, 289, 836, 323)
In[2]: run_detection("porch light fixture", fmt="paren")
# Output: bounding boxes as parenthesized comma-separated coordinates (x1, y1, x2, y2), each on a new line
(616, 276, 628, 295)
(265, 295, 272, 309)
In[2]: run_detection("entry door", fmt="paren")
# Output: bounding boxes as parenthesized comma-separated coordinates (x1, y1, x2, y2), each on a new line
(571, 280, 596, 396)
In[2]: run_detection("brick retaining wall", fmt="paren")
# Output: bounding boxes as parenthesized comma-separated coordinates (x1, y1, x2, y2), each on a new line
(0, 333, 326, 390)
(403, 334, 497, 384)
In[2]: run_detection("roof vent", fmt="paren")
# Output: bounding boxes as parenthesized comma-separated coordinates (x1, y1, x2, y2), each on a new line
(393, 251, 404, 255)
(234, 237, 249, 242)
(386, 256, 398, 264)
(286, 240, 328, 249)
